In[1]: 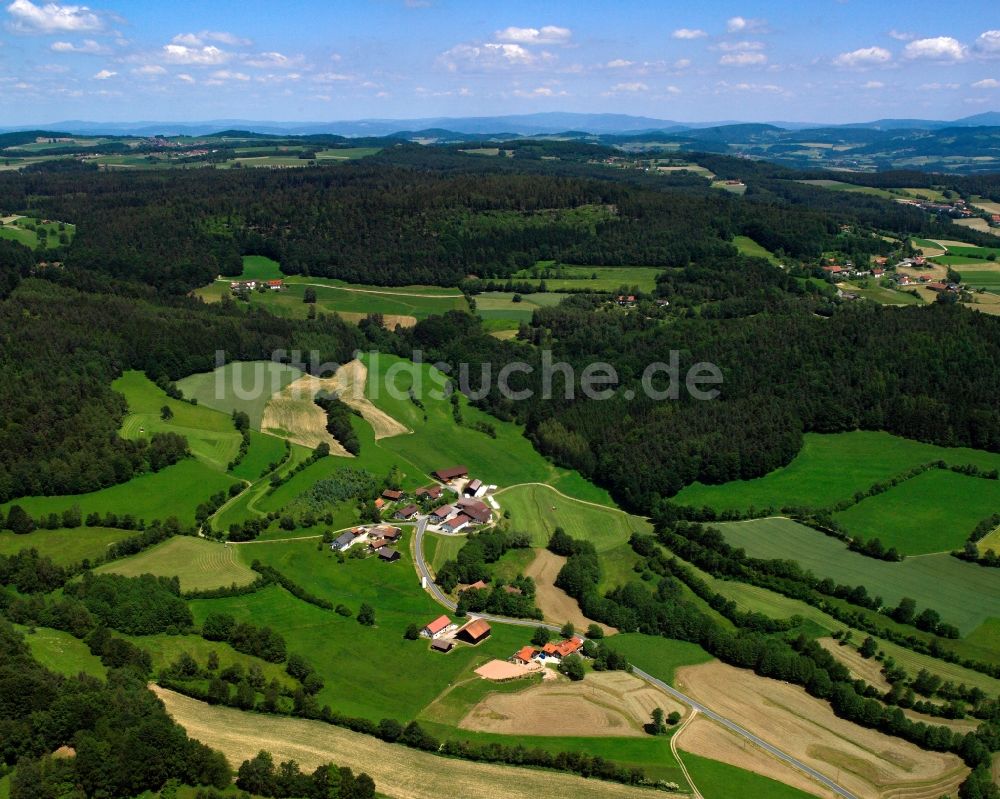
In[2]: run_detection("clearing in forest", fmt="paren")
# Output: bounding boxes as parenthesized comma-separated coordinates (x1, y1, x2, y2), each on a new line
(675, 661, 967, 799)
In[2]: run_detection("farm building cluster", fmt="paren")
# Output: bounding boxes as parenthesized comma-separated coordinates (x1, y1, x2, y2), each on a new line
(421, 613, 493, 653)
(375, 465, 497, 532)
(330, 523, 402, 562)
(229, 279, 284, 293)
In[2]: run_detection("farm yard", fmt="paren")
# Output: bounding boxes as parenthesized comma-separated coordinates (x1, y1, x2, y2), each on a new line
(717, 517, 1000, 636)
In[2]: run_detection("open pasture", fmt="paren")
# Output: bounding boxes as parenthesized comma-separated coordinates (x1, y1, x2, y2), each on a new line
(676, 660, 967, 799)
(176, 361, 304, 430)
(838, 280, 922, 305)
(237, 255, 284, 280)
(259, 279, 467, 321)
(601, 633, 714, 686)
(315, 147, 382, 160)
(954, 218, 1000, 237)
(16, 625, 107, 679)
(832, 468, 1000, 555)
(510, 263, 665, 292)
(0, 216, 74, 249)
(672, 430, 1000, 513)
(154, 687, 666, 799)
(0, 526, 125, 566)
(718, 517, 1000, 635)
(734, 236, 781, 265)
(229, 430, 288, 481)
(95, 536, 257, 592)
(474, 291, 565, 323)
(0, 459, 236, 527)
(192, 541, 525, 720)
(498, 483, 648, 552)
(115, 370, 242, 471)
(795, 179, 897, 199)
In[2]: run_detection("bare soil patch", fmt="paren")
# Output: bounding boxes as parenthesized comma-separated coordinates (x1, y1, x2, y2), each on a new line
(525, 549, 616, 634)
(474, 659, 535, 680)
(261, 375, 352, 455)
(154, 686, 651, 799)
(336, 311, 418, 329)
(675, 661, 967, 799)
(677, 716, 838, 799)
(459, 670, 684, 738)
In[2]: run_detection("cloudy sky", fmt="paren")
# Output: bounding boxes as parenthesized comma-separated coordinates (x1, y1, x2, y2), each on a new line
(0, 0, 998, 124)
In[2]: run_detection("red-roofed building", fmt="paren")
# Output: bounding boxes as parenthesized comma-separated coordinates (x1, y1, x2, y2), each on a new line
(266, 279, 284, 290)
(541, 637, 585, 660)
(440, 514, 471, 533)
(512, 646, 537, 665)
(416, 485, 444, 500)
(422, 615, 454, 639)
(456, 618, 492, 645)
(432, 466, 468, 482)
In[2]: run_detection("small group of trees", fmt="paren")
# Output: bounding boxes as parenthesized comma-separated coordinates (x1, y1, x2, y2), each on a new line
(236, 750, 374, 799)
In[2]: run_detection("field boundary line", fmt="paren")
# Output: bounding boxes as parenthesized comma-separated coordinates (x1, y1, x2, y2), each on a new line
(671, 709, 702, 799)
(214, 277, 462, 299)
(496, 482, 640, 516)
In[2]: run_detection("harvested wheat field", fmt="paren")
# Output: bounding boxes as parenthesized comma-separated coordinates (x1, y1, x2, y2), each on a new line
(912, 243, 946, 257)
(675, 661, 968, 799)
(459, 670, 684, 737)
(261, 375, 352, 454)
(336, 311, 418, 329)
(677, 715, 838, 799)
(954, 218, 1000, 237)
(525, 549, 616, 634)
(327, 359, 410, 439)
(153, 686, 657, 799)
(817, 639, 891, 692)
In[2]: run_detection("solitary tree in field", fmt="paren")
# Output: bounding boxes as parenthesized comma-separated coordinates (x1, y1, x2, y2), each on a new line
(560, 621, 575, 639)
(160, 405, 173, 421)
(531, 626, 551, 647)
(303, 287, 317, 304)
(649, 707, 666, 735)
(358, 603, 376, 626)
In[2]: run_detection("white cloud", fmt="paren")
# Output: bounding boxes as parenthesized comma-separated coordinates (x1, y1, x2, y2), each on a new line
(833, 46, 892, 68)
(673, 58, 691, 70)
(494, 25, 571, 45)
(665, 85, 681, 94)
(162, 43, 229, 65)
(313, 72, 353, 83)
(726, 16, 767, 33)
(611, 81, 647, 92)
(719, 52, 767, 66)
(672, 28, 706, 40)
(862, 80, 884, 89)
(172, 30, 250, 47)
(243, 51, 300, 69)
(717, 80, 785, 93)
(605, 58, 633, 68)
(132, 64, 166, 76)
(6, 0, 103, 33)
(975, 30, 1000, 57)
(888, 29, 916, 41)
(176, 73, 194, 83)
(211, 69, 249, 81)
(972, 78, 1000, 89)
(919, 81, 959, 90)
(439, 41, 551, 71)
(716, 40, 765, 52)
(904, 36, 967, 61)
(92, 68, 115, 79)
(512, 85, 567, 97)
(50, 37, 105, 53)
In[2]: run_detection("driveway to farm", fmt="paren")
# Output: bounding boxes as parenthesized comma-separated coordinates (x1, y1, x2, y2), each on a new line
(412, 516, 859, 799)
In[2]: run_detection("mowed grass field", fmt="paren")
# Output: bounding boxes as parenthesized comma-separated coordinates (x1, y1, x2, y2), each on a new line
(673, 430, 1000, 513)
(237, 255, 284, 280)
(510, 263, 665, 292)
(733, 236, 781, 265)
(601, 633, 714, 685)
(0, 459, 236, 526)
(95, 536, 257, 592)
(192, 541, 526, 720)
(16, 625, 106, 679)
(0, 526, 125, 565)
(0, 216, 75, 249)
(230, 430, 288, 481)
(833, 469, 1000, 555)
(474, 291, 565, 323)
(115, 371, 242, 471)
(497, 483, 650, 552)
(680, 752, 820, 799)
(795, 179, 898, 199)
(176, 361, 304, 430)
(718, 517, 1000, 635)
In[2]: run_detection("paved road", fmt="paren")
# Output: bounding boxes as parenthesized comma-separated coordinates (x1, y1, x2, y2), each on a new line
(413, 517, 859, 799)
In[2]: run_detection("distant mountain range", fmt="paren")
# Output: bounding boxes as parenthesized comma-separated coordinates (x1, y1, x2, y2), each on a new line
(3, 110, 999, 138)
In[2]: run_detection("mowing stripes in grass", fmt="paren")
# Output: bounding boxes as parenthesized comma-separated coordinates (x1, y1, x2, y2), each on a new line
(95, 536, 257, 592)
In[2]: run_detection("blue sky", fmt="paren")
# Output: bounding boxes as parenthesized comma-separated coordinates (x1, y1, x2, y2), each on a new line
(0, 0, 998, 124)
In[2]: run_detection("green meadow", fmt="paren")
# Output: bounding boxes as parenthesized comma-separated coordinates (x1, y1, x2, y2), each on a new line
(680, 752, 819, 799)
(603, 634, 714, 685)
(498, 483, 649, 552)
(176, 361, 304, 430)
(510, 263, 665, 293)
(733, 236, 781, 265)
(958, 270, 1000, 291)
(424, 531, 466, 572)
(314, 147, 383, 160)
(795, 179, 897, 199)
(115, 370, 243, 471)
(718, 517, 1000, 636)
(0, 526, 125, 565)
(840, 280, 923, 305)
(473, 291, 565, 323)
(673, 430, 1000, 512)
(0, 459, 236, 527)
(0, 216, 75, 249)
(833, 469, 1000, 555)
(237, 255, 285, 280)
(191, 542, 527, 721)
(15, 625, 106, 679)
(230, 430, 288, 481)
(95, 536, 257, 592)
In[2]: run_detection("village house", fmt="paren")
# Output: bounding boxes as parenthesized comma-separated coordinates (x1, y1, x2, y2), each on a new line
(430, 504, 455, 523)
(374, 498, 385, 511)
(440, 513, 471, 533)
(368, 537, 391, 551)
(463, 478, 487, 498)
(614, 295, 636, 307)
(540, 637, 585, 661)
(266, 279, 284, 291)
(464, 579, 488, 591)
(432, 466, 468, 482)
(456, 618, 492, 645)
(376, 546, 400, 562)
(331, 527, 367, 552)
(455, 497, 492, 524)
(415, 485, 444, 501)
(371, 524, 402, 542)
(512, 646, 536, 665)
(381, 489, 404, 501)
(394, 504, 419, 521)
(421, 615, 456, 639)
(430, 639, 454, 653)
